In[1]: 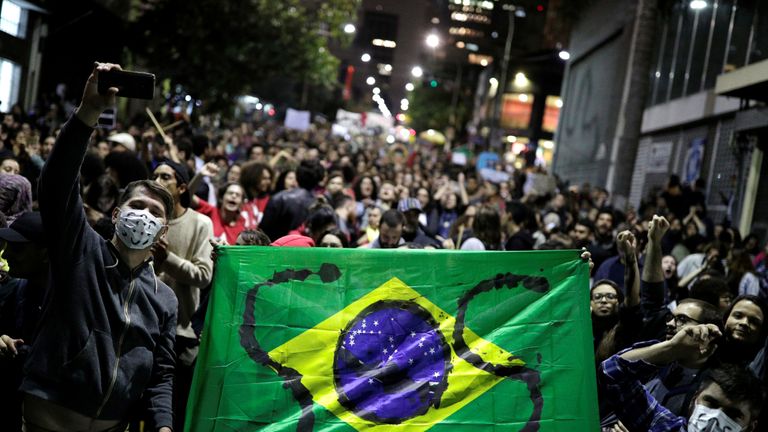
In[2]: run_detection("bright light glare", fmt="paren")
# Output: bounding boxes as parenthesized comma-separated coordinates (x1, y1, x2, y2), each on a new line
(518, 94, 529, 102)
(689, 0, 707, 10)
(555, 98, 563, 108)
(401, 98, 409, 106)
(366, 76, 376, 85)
(405, 83, 415, 91)
(372, 87, 380, 95)
(514, 72, 529, 88)
(558, 51, 571, 60)
(344, 23, 356, 34)
(386, 135, 396, 144)
(361, 53, 371, 62)
(411, 66, 423, 78)
(426, 34, 440, 48)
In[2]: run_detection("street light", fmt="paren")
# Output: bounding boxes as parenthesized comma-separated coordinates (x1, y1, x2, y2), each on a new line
(558, 50, 571, 60)
(344, 23, 356, 34)
(426, 33, 440, 48)
(689, 0, 707, 9)
(366, 76, 376, 85)
(411, 66, 423, 78)
(361, 53, 371, 62)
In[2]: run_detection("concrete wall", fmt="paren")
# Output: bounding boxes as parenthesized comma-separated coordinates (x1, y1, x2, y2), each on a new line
(552, 0, 636, 187)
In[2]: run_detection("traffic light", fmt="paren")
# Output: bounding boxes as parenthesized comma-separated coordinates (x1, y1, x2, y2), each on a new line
(430, 79, 438, 88)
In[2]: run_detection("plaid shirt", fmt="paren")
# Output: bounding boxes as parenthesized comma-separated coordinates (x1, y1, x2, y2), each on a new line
(600, 342, 688, 431)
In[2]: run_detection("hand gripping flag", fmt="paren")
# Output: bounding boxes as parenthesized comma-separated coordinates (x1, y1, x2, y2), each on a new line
(186, 248, 598, 431)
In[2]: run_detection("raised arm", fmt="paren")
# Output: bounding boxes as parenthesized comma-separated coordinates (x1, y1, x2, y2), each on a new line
(39, 63, 119, 257)
(617, 231, 640, 308)
(186, 162, 220, 209)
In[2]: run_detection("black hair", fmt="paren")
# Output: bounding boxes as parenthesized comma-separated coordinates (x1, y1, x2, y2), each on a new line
(273, 169, 296, 194)
(119, 180, 174, 221)
(677, 298, 723, 327)
(690, 277, 730, 308)
(507, 201, 534, 229)
(352, 175, 378, 201)
(473, 205, 502, 251)
(319, 228, 349, 248)
(236, 229, 271, 246)
(216, 182, 244, 208)
(191, 135, 211, 157)
(104, 151, 149, 188)
(305, 199, 337, 237)
(240, 161, 273, 199)
(85, 174, 120, 214)
(296, 159, 325, 190)
(697, 365, 764, 420)
(575, 218, 595, 233)
(591, 279, 625, 304)
(330, 191, 353, 210)
(381, 209, 405, 228)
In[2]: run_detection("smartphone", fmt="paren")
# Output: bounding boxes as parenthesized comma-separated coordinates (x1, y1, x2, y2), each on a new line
(98, 70, 155, 100)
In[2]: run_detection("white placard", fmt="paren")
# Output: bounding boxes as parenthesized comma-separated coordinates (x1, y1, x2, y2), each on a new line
(284, 108, 311, 131)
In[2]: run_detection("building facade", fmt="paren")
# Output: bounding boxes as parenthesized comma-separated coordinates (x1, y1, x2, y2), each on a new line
(555, 0, 767, 242)
(0, 0, 46, 112)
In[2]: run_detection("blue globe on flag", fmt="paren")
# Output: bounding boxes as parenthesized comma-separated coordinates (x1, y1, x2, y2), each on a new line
(333, 301, 451, 423)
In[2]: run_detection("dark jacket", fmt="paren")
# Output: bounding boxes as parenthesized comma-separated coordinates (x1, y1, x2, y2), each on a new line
(259, 187, 315, 241)
(21, 116, 177, 428)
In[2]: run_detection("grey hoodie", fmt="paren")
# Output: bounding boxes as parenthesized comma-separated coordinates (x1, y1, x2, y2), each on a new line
(21, 115, 177, 429)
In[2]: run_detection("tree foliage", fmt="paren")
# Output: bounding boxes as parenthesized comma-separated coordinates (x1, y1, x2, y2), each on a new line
(407, 84, 469, 133)
(134, 0, 358, 111)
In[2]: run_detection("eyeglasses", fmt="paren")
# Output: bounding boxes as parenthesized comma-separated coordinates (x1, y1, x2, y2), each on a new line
(591, 293, 618, 301)
(667, 313, 701, 327)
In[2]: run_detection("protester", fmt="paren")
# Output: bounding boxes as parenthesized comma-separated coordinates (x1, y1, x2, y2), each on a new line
(601, 324, 763, 431)
(151, 159, 214, 431)
(21, 62, 175, 431)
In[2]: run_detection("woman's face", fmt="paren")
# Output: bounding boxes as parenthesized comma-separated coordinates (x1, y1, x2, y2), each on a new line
(284, 171, 298, 190)
(661, 256, 676, 280)
(258, 170, 273, 193)
(360, 177, 373, 197)
(227, 165, 241, 184)
(319, 233, 344, 248)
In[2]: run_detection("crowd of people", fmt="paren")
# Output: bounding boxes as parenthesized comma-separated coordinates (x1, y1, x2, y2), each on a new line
(1, 63, 767, 431)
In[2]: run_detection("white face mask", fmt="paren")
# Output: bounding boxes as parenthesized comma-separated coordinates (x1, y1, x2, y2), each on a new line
(688, 404, 743, 432)
(115, 208, 164, 250)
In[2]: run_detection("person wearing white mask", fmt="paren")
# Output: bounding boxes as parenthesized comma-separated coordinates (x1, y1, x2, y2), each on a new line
(600, 324, 763, 432)
(20, 62, 176, 432)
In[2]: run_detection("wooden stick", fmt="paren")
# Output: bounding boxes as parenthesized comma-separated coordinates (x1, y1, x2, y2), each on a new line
(145, 107, 169, 141)
(456, 225, 465, 250)
(162, 120, 184, 131)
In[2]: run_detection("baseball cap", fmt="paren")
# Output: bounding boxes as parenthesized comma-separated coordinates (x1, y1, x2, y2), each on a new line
(397, 197, 422, 213)
(0, 211, 43, 244)
(107, 133, 137, 152)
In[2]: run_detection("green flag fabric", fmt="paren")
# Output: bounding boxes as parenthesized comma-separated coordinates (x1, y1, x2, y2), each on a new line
(186, 247, 598, 431)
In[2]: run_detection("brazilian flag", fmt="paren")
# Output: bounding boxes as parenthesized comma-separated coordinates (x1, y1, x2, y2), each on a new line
(186, 248, 598, 431)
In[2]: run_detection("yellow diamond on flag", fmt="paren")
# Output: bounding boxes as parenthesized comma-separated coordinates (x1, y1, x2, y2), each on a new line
(268, 277, 526, 431)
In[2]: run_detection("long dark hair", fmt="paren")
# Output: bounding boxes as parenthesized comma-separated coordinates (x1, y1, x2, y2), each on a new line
(472, 205, 502, 250)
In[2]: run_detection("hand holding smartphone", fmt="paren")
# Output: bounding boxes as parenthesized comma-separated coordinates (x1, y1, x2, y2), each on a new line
(98, 70, 155, 100)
